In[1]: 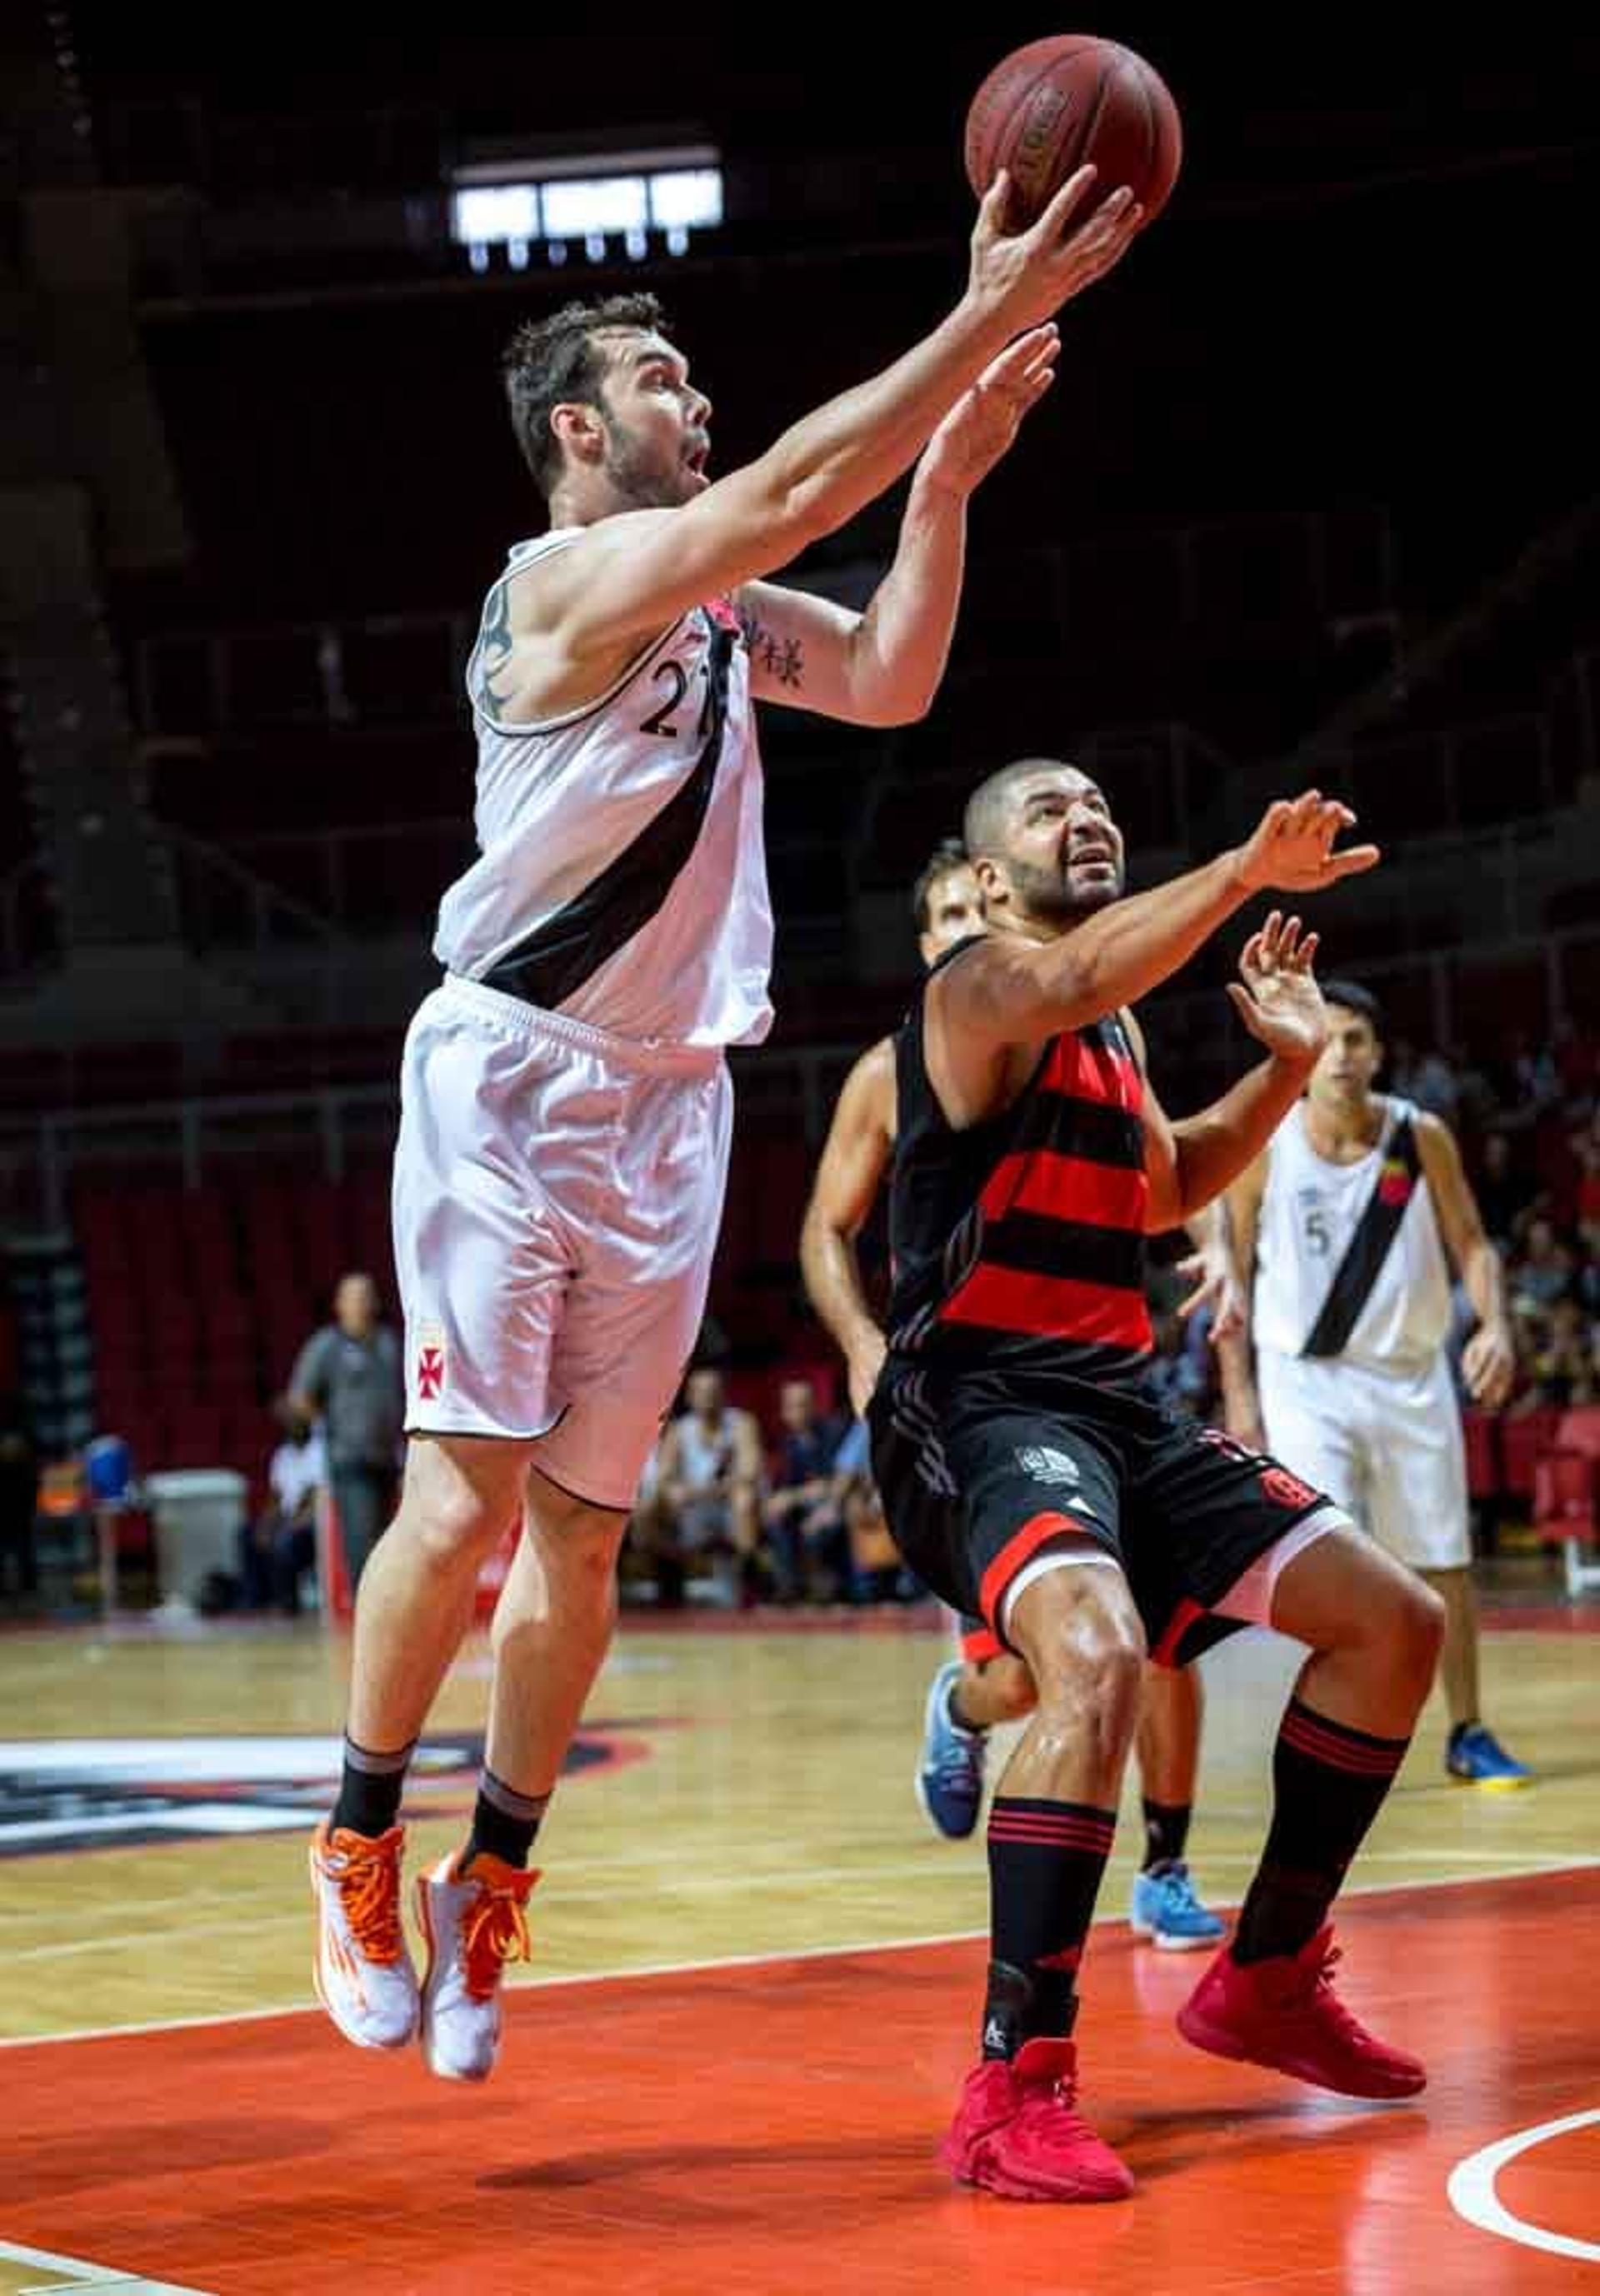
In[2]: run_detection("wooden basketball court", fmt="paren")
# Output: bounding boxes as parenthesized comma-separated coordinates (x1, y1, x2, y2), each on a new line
(4, 1600, 1597, 2291)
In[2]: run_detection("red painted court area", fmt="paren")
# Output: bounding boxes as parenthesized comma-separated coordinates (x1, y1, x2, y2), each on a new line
(8, 1870, 1597, 2295)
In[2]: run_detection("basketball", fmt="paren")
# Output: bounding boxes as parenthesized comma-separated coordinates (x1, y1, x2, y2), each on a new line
(964, 35, 1182, 231)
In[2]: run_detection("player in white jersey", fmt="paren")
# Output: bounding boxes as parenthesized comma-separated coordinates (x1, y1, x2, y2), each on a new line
(802, 836, 1237, 1950)
(1219, 981, 1530, 1789)
(310, 167, 1148, 2077)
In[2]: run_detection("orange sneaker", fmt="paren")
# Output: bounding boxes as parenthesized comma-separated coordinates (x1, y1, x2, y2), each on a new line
(308, 1819, 418, 2050)
(416, 1851, 537, 2083)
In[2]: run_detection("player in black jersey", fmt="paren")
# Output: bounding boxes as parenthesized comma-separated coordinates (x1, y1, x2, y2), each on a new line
(800, 840, 1238, 1950)
(870, 761, 1443, 2202)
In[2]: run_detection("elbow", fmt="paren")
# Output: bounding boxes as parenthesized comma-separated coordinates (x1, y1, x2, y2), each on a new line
(857, 686, 934, 729)
(1142, 1183, 1189, 1235)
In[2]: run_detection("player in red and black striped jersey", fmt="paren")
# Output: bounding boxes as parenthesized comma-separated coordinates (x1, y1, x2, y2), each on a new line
(800, 840, 1237, 1947)
(869, 761, 1444, 2202)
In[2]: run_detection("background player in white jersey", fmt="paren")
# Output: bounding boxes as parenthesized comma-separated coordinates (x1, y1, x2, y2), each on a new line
(802, 833, 1239, 1949)
(1219, 981, 1529, 1788)
(309, 167, 1147, 2077)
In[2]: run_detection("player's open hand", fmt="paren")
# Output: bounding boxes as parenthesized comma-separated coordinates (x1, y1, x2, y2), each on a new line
(1462, 1322, 1517, 1410)
(1174, 1246, 1247, 1342)
(968, 166, 1143, 331)
(1227, 911, 1329, 1068)
(1237, 791, 1380, 894)
(919, 326, 1061, 498)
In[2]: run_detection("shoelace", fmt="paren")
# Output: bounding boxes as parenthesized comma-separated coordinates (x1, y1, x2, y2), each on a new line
(460, 1884, 532, 2002)
(1156, 1866, 1202, 1912)
(331, 1837, 405, 1966)
(1284, 1942, 1364, 2040)
(1018, 2069, 1087, 2123)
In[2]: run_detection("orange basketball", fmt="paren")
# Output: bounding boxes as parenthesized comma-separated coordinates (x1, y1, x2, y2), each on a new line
(964, 34, 1182, 230)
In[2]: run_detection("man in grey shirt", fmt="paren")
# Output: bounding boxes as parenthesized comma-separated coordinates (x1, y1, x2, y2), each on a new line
(289, 1273, 404, 1592)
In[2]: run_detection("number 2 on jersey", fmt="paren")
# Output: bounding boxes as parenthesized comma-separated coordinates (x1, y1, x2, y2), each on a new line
(640, 660, 715, 741)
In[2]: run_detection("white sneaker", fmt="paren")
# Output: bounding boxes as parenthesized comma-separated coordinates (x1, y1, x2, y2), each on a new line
(416, 1850, 537, 2082)
(308, 1819, 419, 2049)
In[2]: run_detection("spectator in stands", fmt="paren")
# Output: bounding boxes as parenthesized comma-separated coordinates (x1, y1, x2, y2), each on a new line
(763, 1375, 848, 1602)
(829, 1416, 916, 1605)
(239, 1404, 328, 1615)
(288, 1273, 404, 1594)
(1573, 1122, 1600, 1259)
(1450, 1041, 1500, 1135)
(1526, 1299, 1598, 1410)
(0, 1390, 38, 1607)
(1508, 1215, 1575, 1315)
(1475, 1130, 1539, 1249)
(649, 1368, 764, 1606)
(1411, 1045, 1461, 1123)
(1509, 1033, 1561, 1118)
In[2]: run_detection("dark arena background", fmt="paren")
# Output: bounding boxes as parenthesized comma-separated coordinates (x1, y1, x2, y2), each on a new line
(2, 11, 1598, 2291)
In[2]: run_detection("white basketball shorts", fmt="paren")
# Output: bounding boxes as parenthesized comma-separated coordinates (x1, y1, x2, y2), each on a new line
(392, 974, 732, 1510)
(1255, 1345, 1470, 1570)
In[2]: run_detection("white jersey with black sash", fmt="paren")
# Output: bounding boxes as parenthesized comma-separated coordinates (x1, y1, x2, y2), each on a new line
(1252, 1096, 1450, 1373)
(434, 529, 773, 1049)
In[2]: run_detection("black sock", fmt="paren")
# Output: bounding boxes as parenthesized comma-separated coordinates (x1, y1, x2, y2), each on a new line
(982, 1797, 1117, 2059)
(330, 1734, 415, 1839)
(1140, 1797, 1192, 1873)
(1447, 1719, 1479, 1749)
(460, 1769, 550, 1874)
(1232, 1698, 1408, 1965)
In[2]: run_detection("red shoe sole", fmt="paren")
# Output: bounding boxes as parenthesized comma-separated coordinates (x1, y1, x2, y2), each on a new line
(939, 2136, 1134, 2203)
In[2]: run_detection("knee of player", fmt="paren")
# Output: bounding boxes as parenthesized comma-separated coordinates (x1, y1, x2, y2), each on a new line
(1027, 1587, 1145, 1729)
(408, 1490, 512, 1569)
(1404, 1575, 1448, 1675)
(1361, 1562, 1446, 1693)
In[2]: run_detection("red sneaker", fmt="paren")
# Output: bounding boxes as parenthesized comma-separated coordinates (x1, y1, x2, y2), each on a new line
(939, 2038, 1134, 2202)
(1177, 1926, 1426, 2099)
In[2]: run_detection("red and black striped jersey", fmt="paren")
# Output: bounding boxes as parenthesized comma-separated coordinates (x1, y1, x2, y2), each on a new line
(887, 942, 1152, 1385)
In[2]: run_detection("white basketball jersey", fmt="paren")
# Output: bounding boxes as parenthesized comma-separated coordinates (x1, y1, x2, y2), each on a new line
(1252, 1096, 1452, 1371)
(434, 531, 774, 1048)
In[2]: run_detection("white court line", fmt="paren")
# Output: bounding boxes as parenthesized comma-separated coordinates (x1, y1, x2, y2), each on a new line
(1447, 2109, 1600, 2264)
(4, 1856, 1597, 2052)
(0, 2234, 203, 2290)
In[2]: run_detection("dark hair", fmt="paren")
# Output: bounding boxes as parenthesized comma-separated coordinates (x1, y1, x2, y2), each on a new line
(1320, 979, 1384, 1032)
(912, 837, 970, 935)
(502, 294, 666, 499)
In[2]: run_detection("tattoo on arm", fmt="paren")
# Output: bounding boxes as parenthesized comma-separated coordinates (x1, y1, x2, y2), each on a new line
(478, 580, 515, 712)
(736, 604, 805, 690)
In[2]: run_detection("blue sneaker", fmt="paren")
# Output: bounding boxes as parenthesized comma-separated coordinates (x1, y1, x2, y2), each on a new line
(915, 1660, 986, 1839)
(1447, 1723, 1532, 1789)
(1129, 1861, 1226, 1950)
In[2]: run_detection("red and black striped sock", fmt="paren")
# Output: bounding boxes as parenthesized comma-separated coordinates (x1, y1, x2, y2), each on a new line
(1232, 1698, 1409, 1966)
(982, 1796, 1118, 2059)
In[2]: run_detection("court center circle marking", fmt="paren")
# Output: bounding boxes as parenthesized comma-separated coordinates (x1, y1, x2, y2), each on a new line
(1447, 2108, 1600, 2264)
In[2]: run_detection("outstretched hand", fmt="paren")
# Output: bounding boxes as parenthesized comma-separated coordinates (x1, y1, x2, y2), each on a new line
(1238, 791, 1380, 893)
(1228, 910, 1329, 1067)
(919, 326, 1061, 499)
(968, 165, 1144, 332)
